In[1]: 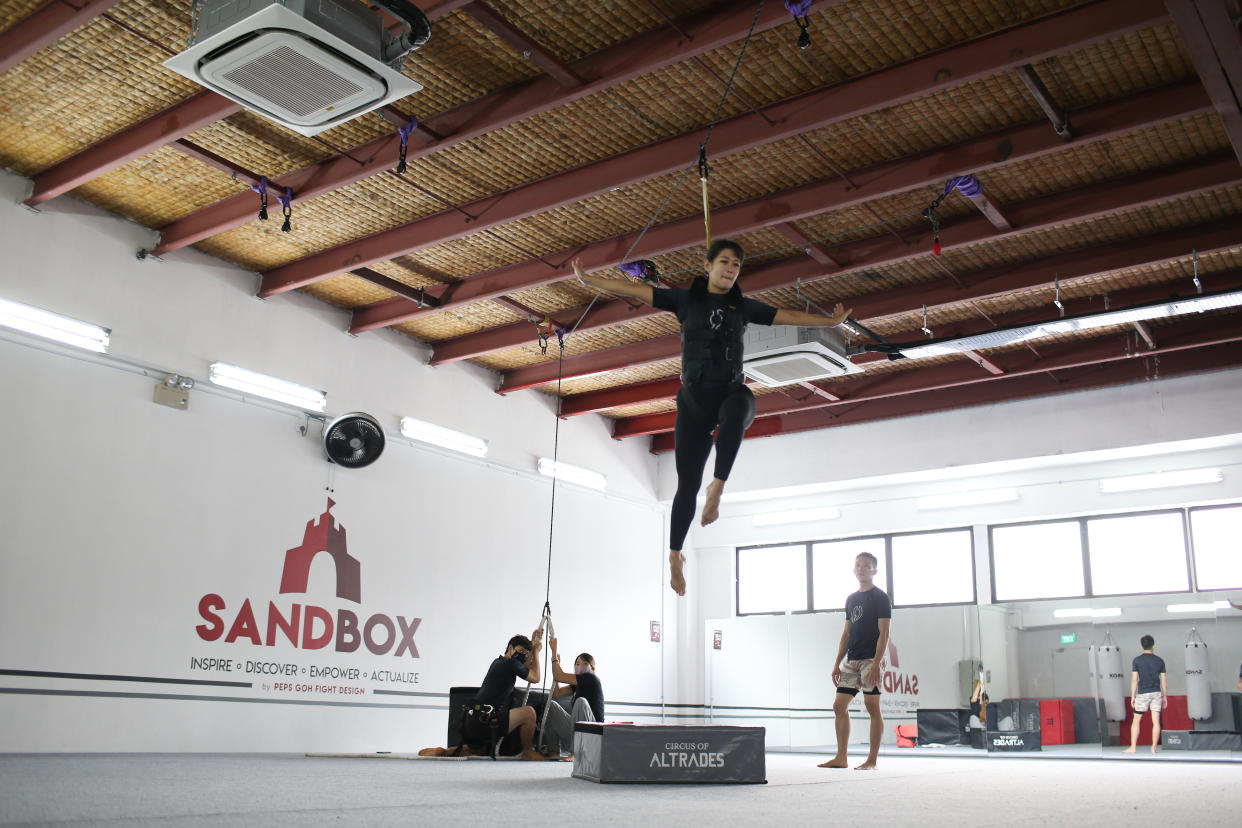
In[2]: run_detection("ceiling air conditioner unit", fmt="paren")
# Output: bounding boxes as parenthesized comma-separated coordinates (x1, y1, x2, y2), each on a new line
(165, 0, 429, 136)
(742, 325, 862, 387)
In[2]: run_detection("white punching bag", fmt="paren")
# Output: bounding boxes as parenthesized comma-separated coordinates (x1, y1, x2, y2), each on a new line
(1097, 632, 1126, 722)
(1185, 626, 1211, 720)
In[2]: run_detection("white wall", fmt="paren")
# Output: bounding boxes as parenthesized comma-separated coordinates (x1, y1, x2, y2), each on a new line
(0, 169, 676, 752)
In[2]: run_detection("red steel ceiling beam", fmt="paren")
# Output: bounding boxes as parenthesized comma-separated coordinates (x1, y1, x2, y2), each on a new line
(1168, 0, 1242, 164)
(400, 79, 1209, 347)
(771, 222, 842, 267)
(261, 0, 1169, 297)
(649, 338, 1242, 450)
(492, 159, 1242, 391)
(965, 189, 1013, 230)
(149, 0, 812, 257)
(563, 266, 1242, 418)
(464, 2, 583, 87)
(641, 319, 1242, 448)
(0, 0, 124, 74)
(1016, 65, 1072, 139)
(18, 0, 474, 210)
(24, 92, 244, 207)
(170, 139, 264, 188)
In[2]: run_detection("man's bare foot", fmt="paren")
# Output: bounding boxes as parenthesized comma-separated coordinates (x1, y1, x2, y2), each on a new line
(521, 748, 547, 761)
(817, 758, 848, 768)
(670, 551, 686, 596)
(418, 747, 448, 756)
(1122, 746, 1136, 754)
(855, 760, 877, 770)
(700, 479, 725, 526)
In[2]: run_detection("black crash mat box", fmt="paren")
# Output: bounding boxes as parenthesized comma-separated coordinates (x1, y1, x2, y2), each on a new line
(987, 730, 1041, 752)
(572, 723, 766, 784)
(1163, 730, 1242, 750)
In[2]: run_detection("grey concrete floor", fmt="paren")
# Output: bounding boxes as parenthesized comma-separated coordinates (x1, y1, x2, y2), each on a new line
(2, 751, 1240, 826)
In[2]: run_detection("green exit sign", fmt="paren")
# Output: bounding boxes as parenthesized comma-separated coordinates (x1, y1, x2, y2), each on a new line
(1060, 633, 1077, 644)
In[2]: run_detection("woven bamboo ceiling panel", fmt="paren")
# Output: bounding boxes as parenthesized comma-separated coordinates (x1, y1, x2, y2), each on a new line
(3, 0, 1241, 450)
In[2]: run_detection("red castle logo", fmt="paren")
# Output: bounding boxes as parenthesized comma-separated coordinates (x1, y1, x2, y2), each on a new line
(195, 499, 420, 657)
(279, 498, 361, 603)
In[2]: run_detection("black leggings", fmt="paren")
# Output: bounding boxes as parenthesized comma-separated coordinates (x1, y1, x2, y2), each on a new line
(669, 382, 756, 551)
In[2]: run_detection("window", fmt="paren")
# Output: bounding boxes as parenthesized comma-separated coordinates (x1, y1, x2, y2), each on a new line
(812, 537, 886, 610)
(991, 521, 1085, 601)
(1086, 511, 1189, 595)
(1189, 505, 1242, 590)
(737, 544, 807, 614)
(890, 529, 975, 605)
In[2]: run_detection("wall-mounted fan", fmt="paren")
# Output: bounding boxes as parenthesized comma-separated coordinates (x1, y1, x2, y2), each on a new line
(324, 412, 385, 468)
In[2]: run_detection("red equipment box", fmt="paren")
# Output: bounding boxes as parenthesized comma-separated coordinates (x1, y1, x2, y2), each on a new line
(1040, 700, 1075, 746)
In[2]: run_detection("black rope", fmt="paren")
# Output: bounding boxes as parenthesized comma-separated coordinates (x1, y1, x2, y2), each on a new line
(544, 331, 566, 605)
(615, 0, 767, 270)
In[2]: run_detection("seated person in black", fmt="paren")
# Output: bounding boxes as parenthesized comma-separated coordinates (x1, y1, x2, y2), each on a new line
(420, 629, 546, 760)
(573, 240, 850, 597)
(543, 638, 605, 756)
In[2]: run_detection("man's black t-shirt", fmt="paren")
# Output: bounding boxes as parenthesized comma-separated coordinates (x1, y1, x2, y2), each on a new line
(474, 655, 530, 707)
(573, 672, 605, 722)
(651, 286, 779, 327)
(845, 587, 892, 660)
(1132, 652, 1166, 695)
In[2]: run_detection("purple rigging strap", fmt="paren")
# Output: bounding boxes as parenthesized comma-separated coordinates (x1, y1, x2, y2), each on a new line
(619, 260, 660, 284)
(250, 176, 269, 221)
(276, 187, 294, 233)
(396, 116, 419, 174)
(785, 0, 813, 49)
(942, 174, 982, 199)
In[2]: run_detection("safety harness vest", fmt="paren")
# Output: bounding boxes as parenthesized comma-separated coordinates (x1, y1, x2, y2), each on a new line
(680, 276, 747, 385)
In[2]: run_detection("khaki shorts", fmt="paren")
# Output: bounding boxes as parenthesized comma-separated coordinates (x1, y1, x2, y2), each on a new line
(837, 658, 880, 696)
(1133, 692, 1163, 714)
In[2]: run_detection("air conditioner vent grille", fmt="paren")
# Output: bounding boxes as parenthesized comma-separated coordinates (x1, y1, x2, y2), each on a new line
(222, 44, 366, 116)
(754, 355, 838, 385)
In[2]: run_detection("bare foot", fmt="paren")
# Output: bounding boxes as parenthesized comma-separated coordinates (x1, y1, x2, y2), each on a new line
(670, 551, 686, 596)
(854, 760, 877, 770)
(521, 748, 547, 761)
(700, 479, 725, 526)
(1150, 747, 1158, 754)
(418, 747, 448, 756)
(817, 758, 848, 768)
(1122, 746, 1136, 754)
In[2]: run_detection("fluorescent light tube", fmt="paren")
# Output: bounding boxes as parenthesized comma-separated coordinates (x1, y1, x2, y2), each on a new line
(899, 289, 1242, 360)
(752, 506, 842, 526)
(399, 417, 488, 457)
(1099, 468, 1223, 493)
(0, 297, 110, 353)
(208, 362, 326, 411)
(537, 457, 606, 490)
(916, 488, 1018, 510)
(1166, 601, 1229, 613)
(1052, 607, 1120, 618)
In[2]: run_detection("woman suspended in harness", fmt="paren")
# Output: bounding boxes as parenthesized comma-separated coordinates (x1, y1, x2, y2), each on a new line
(573, 239, 850, 596)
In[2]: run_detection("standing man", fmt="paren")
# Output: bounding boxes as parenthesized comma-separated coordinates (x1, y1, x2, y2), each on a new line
(819, 551, 891, 770)
(1124, 634, 1167, 754)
